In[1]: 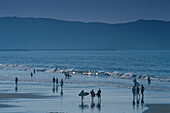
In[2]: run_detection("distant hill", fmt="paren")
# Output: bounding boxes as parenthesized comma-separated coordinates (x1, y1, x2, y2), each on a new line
(0, 17, 170, 50)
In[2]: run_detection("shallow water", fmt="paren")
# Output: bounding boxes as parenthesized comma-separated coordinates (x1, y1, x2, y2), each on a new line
(0, 50, 170, 91)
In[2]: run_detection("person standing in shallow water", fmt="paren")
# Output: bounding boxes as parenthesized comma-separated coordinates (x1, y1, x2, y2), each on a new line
(31, 72, 33, 78)
(56, 78, 58, 85)
(141, 85, 145, 97)
(136, 86, 140, 103)
(61, 79, 64, 88)
(15, 77, 18, 91)
(132, 86, 136, 103)
(96, 89, 101, 102)
(148, 77, 151, 84)
(52, 77, 55, 86)
(15, 77, 18, 85)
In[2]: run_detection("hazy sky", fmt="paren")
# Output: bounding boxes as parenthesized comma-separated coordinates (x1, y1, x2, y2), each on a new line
(0, 0, 169, 23)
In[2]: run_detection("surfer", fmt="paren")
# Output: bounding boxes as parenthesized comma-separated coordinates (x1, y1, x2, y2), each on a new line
(148, 77, 151, 84)
(80, 90, 84, 103)
(90, 89, 95, 102)
(31, 72, 33, 78)
(96, 89, 101, 102)
(132, 86, 136, 102)
(141, 85, 145, 97)
(52, 77, 55, 86)
(61, 79, 64, 88)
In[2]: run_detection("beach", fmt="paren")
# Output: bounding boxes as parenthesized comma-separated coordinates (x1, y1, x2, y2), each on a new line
(0, 50, 170, 113)
(0, 71, 169, 113)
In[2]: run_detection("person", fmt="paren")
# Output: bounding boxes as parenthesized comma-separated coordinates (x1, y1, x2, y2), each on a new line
(96, 89, 101, 102)
(132, 86, 136, 102)
(141, 85, 145, 97)
(90, 89, 95, 102)
(61, 79, 64, 88)
(15, 77, 18, 91)
(33, 69, 36, 74)
(15, 77, 18, 85)
(148, 77, 151, 84)
(133, 79, 140, 86)
(136, 86, 140, 101)
(56, 78, 58, 85)
(80, 90, 84, 103)
(31, 72, 33, 78)
(52, 77, 55, 86)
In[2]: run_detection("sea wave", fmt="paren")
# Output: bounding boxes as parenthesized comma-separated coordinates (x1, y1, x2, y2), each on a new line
(0, 63, 170, 82)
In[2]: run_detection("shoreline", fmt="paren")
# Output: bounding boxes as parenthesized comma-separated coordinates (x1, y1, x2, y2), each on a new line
(143, 104, 170, 113)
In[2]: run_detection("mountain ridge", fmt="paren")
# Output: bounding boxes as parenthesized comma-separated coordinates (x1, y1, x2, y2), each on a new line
(0, 17, 170, 50)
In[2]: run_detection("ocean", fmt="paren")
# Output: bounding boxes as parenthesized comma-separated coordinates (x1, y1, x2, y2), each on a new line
(0, 50, 170, 91)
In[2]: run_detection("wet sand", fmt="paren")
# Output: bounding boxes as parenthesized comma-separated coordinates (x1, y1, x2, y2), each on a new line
(0, 81, 146, 113)
(144, 104, 170, 113)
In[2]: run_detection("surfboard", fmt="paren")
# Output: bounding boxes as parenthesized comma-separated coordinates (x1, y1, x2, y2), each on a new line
(78, 92, 89, 96)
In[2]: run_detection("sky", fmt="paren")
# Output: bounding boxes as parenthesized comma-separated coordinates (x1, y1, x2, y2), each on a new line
(0, 0, 169, 24)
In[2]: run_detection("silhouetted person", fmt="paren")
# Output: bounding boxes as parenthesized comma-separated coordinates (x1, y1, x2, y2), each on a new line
(136, 86, 140, 102)
(52, 77, 55, 86)
(56, 78, 58, 86)
(15, 77, 18, 85)
(31, 72, 33, 78)
(65, 72, 71, 78)
(96, 89, 101, 102)
(80, 90, 84, 103)
(148, 77, 151, 84)
(61, 79, 63, 88)
(132, 86, 136, 102)
(15, 77, 18, 92)
(133, 79, 140, 86)
(90, 89, 95, 102)
(33, 69, 36, 74)
(141, 85, 145, 97)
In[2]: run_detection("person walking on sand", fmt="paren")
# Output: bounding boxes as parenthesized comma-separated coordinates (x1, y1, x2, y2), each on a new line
(132, 86, 136, 102)
(90, 89, 95, 102)
(61, 79, 64, 88)
(52, 77, 55, 86)
(141, 85, 145, 97)
(96, 89, 101, 102)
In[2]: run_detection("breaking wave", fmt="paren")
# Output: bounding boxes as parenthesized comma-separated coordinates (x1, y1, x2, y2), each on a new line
(0, 63, 170, 82)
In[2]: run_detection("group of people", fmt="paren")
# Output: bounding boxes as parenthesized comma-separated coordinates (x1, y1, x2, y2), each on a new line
(80, 89, 101, 104)
(90, 89, 101, 102)
(52, 77, 64, 88)
(132, 79, 145, 104)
